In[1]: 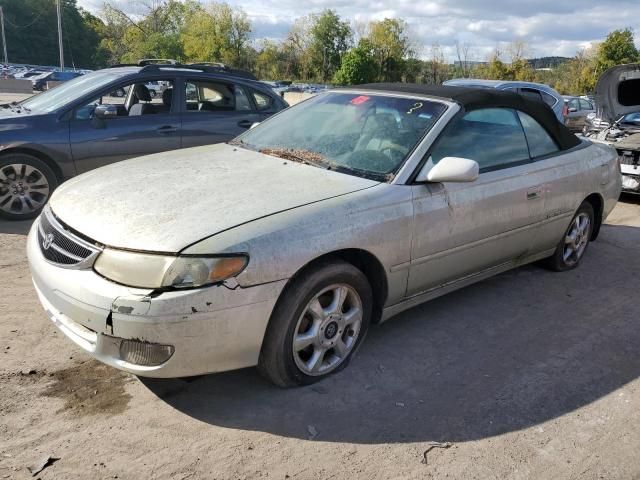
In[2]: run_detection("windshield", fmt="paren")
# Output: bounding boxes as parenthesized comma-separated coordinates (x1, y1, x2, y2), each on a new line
(21, 70, 125, 113)
(234, 91, 447, 181)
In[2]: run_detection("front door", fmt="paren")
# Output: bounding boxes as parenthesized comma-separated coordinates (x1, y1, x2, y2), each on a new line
(180, 78, 261, 148)
(407, 108, 552, 296)
(69, 78, 181, 174)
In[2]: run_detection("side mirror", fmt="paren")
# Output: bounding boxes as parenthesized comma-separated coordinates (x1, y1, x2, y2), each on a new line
(416, 156, 479, 183)
(94, 104, 118, 120)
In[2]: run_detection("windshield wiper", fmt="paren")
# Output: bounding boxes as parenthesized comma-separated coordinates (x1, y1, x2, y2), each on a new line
(259, 147, 333, 169)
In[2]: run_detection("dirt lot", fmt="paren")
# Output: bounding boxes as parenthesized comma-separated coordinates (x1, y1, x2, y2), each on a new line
(1, 196, 639, 480)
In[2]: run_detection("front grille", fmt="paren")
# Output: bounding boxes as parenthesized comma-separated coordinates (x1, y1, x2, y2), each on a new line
(37, 208, 100, 268)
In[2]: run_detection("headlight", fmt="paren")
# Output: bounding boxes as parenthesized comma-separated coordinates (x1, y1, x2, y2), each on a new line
(94, 248, 248, 289)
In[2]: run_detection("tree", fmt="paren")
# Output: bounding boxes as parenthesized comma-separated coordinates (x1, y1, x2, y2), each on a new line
(309, 10, 352, 81)
(332, 40, 377, 85)
(181, 1, 252, 67)
(255, 40, 285, 80)
(0, 0, 105, 69)
(476, 48, 508, 80)
(102, 0, 187, 64)
(367, 18, 413, 81)
(506, 41, 535, 81)
(596, 28, 639, 73)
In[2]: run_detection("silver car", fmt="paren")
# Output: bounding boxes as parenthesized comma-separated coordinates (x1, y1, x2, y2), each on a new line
(27, 85, 621, 386)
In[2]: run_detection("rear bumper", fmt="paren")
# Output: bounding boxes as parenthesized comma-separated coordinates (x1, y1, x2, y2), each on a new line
(27, 220, 287, 377)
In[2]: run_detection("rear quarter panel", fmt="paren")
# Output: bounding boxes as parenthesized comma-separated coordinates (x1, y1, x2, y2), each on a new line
(534, 141, 620, 251)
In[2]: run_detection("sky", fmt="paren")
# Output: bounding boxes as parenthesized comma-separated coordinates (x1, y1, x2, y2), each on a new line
(77, 0, 640, 61)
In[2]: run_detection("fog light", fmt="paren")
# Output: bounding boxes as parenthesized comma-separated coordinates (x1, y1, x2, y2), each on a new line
(119, 339, 175, 367)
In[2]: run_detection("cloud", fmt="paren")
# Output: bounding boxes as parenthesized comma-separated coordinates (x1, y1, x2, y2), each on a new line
(77, 0, 640, 60)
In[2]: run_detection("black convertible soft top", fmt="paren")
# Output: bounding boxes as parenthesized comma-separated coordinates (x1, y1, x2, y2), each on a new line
(352, 83, 582, 151)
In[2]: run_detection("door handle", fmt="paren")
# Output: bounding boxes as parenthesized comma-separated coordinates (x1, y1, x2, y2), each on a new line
(156, 125, 178, 134)
(527, 186, 542, 200)
(237, 120, 253, 128)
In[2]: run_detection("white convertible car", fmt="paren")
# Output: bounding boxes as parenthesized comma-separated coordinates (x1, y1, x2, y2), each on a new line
(27, 84, 620, 386)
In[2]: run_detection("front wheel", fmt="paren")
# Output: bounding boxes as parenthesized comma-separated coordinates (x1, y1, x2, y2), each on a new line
(0, 154, 58, 220)
(544, 202, 594, 271)
(258, 260, 372, 387)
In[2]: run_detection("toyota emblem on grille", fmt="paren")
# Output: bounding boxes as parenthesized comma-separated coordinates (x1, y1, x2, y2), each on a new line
(42, 233, 55, 250)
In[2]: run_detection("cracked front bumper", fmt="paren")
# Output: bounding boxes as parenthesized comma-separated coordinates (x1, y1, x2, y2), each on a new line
(26, 221, 287, 378)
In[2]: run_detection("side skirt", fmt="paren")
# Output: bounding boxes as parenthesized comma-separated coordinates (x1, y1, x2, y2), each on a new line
(380, 248, 556, 323)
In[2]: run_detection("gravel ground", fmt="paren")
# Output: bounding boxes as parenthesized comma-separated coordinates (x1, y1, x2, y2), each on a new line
(0, 195, 639, 480)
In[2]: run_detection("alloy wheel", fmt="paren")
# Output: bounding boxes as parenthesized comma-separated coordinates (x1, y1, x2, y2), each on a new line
(563, 212, 591, 266)
(0, 163, 50, 215)
(292, 284, 363, 376)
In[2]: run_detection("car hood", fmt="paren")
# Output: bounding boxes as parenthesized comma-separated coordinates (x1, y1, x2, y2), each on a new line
(50, 143, 379, 252)
(595, 63, 640, 121)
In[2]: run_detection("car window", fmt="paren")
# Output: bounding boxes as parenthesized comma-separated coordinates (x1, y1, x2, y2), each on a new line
(517, 111, 559, 158)
(541, 91, 557, 107)
(430, 108, 530, 172)
(568, 98, 580, 110)
(579, 99, 593, 110)
(519, 88, 543, 102)
(235, 86, 253, 111)
(252, 90, 274, 111)
(185, 80, 249, 112)
(236, 92, 447, 180)
(73, 79, 174, 120)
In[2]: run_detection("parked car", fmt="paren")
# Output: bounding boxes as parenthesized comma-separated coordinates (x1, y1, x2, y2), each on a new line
(27, 84, 620, 386)
(444, 79, 565, 122)
(563, 95, 595, 132)
(32, 70, 84, 91)
(584, 63, 640, 193)
(0, 62, 288, 220)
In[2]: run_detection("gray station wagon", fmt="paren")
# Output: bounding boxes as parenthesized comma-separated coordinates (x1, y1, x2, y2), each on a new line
(0, 63, 288, 220)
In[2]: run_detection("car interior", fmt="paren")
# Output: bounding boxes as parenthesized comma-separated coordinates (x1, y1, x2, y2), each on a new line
(185, 81, 250, 112)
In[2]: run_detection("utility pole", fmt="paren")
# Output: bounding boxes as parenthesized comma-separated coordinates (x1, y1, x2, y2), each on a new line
(56, 0, 64, 70)
(0, 7, 7, 65)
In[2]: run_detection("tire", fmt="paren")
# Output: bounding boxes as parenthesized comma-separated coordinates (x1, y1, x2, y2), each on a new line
(543, 201, 594, 271)
(0, 154, 58, 220)
(258, 260, 373, 387)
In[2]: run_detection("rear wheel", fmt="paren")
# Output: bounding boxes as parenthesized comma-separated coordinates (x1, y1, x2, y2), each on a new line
(258, 260, 372, 387)
(544, 202, 594, 271)
(0, 154, 58, 220)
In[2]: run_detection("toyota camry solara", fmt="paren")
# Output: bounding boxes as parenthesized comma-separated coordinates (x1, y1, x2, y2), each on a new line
(27, 84, 621, 386)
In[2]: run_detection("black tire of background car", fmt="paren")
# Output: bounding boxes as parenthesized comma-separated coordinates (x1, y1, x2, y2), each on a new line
(258, 260, 373, 387)
(543, 201, 594, 272)
(0, 153, 58, 221)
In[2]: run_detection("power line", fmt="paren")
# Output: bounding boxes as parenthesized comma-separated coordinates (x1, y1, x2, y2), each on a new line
(4, 10, 46, 29)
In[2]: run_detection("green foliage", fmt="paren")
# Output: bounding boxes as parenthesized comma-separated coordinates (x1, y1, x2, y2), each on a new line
(368, 18, 413, 81)
(0, 0, 105, 68)
(333, 41, 377, 85)
(181, 1, 252, 67)
(309, 10, 352, 81)
(596, 28, 639, 72)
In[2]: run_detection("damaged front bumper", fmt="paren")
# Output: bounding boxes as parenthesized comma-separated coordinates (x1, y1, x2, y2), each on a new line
(26, 222, 287, 378)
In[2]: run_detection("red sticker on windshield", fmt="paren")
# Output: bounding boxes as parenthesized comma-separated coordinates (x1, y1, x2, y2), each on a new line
(350, 95, 371, 105)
